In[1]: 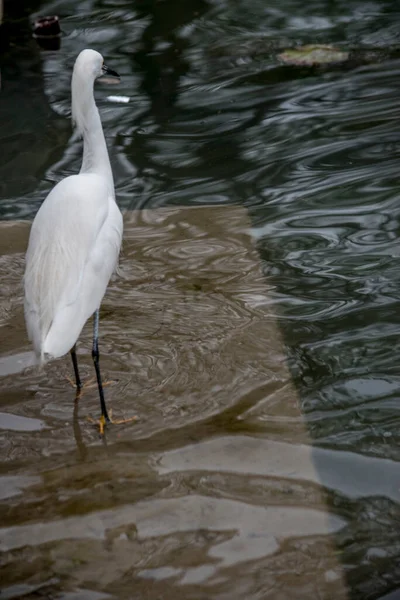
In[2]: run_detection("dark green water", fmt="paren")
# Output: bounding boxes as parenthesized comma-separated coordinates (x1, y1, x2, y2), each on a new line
(1, 1, 400, 599)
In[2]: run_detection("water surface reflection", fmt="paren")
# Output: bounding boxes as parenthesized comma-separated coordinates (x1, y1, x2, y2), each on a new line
(1, 0, 400, 598)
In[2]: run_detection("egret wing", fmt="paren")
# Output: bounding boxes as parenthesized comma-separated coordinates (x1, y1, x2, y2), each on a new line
(24, 173, 119, 359)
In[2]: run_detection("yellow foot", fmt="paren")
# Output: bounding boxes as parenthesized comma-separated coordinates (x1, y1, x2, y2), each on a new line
(87, 410, 138, 435)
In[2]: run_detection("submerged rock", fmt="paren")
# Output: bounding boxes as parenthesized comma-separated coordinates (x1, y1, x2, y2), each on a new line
(278, 45, 349, 66)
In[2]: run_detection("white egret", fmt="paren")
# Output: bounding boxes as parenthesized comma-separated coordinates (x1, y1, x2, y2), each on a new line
(24, 49, 132, 434)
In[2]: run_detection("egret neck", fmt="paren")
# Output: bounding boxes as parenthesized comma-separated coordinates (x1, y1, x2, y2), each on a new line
(71, 66, 115, 197)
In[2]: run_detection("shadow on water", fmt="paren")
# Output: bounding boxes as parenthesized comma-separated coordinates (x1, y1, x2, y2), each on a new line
(132, 0, 209, 123)
(1, 0, 400, 599)
(0, 0, 70, 219)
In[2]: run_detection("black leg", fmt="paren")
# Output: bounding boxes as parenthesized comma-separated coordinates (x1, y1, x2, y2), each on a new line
(92, 309, 110, 423)
(70, 344, 82, 391)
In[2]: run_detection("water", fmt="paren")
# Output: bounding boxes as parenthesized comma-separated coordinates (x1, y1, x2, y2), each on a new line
(1, 0, 400, 598)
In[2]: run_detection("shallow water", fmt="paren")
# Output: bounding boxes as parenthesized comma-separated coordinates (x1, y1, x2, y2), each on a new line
(1, 1, 400, 599)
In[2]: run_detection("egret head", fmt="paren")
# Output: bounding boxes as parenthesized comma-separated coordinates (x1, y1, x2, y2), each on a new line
(74, 49, 119, 82)
(71, 49, 119, 133)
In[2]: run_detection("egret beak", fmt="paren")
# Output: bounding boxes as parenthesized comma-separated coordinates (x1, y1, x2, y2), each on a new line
(101, 64, 120, 79)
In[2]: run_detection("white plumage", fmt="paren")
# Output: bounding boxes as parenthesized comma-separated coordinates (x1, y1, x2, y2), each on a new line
(24, 49, 122, 367)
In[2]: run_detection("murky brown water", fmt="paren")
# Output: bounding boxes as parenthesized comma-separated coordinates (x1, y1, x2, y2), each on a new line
(1, 0, 400, 598)
(1, 207, 349, 599)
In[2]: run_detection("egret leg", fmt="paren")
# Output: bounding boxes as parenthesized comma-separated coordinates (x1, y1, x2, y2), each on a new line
(88, 309, 137, 434)
(92, 309, 110, 426)
(70, 345, 82, 391)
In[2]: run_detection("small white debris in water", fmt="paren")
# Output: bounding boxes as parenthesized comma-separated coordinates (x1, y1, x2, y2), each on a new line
(107, 95, 130, 103)
(325, 569, 341, 582)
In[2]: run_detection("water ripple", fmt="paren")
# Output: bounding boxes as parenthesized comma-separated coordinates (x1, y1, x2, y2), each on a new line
(2, 0, 400, 597)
